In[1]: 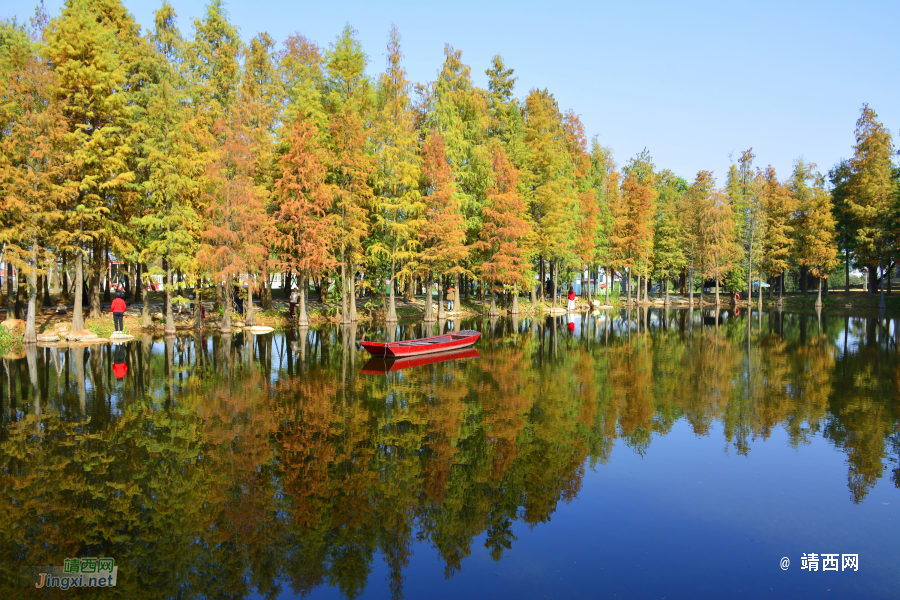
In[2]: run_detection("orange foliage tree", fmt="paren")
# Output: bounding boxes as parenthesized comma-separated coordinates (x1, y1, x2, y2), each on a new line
(198, 112, 271, 332)
(273, 114, 339, 326)
(418, 133, 467, 321)
(476, 147, 533, 315)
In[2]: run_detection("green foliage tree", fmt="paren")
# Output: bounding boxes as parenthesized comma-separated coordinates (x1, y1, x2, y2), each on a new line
(791, 161, 839, 306)
(46, 0, 144, 328)
(653, 171, 687, 304)
(372, 26, 422, 322)
(0, 8, 70, 342)
(760, 166, 796, 304)
(846, 104, 895, 302)
(323, 25, 373, 324)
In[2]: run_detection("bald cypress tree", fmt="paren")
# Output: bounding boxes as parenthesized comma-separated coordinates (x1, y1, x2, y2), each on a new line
(373, 26, 422, 323)
(760, 166, 795, 305)
(653, 171, 687, 305)
(138, 3, 204, 335)
(418, 133, 467, 321)
(523, 89, 576, 306)
(792, 163, 838, 307)
(846, 104, 894, 303)
(46, 0, 141, 329)
(274, 113, 338, 327)
(426, 45, 491, 307)
(0, 8, 70, 342)
(476, 147, 533, 315)
(323, 26, 373, 324)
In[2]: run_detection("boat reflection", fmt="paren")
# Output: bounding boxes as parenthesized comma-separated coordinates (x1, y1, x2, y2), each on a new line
(361, 347, 481, 374)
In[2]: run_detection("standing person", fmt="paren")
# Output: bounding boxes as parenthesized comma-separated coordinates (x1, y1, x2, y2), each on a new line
(111, 290, 126, 334)
(446, 282, 455, 311)
(567, 286, 576, 312)
(233, 285, 244, 316)
(289, 287, 300, 319)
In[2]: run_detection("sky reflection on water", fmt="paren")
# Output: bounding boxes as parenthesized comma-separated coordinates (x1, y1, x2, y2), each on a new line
(1, 308, 898, 599)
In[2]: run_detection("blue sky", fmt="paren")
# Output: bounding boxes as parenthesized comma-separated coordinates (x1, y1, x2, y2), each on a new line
(5, 0, 898, 184)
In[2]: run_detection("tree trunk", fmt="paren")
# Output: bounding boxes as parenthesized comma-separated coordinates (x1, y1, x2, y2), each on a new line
(141, 293, 152, 329)
(193, 282, 202, 329)
(778, 270, 784, 308)
(878, 257, 886, 310)
(552, 260, 558, 308)
(124, 263, 132, 298)
(423, 272, 434, 322)
(665, 278, 670, 305)
(133, 262, 142, 303)
(262, 266, 272, 309)
(42, 269, 53, 308)
(437, 276, 446, 320)
(349, 262, 358, 322)
(24, 245, 38, 344)
(636, 270, 647, 305)
(220, 278, 232, 333)
(453, 273, 461, 312)
(888, 263, 892, 295)
(868, 264, 877, 295)
(15, 277, 23, 319)
(89, 242, 102, 319)
(386, 260, 397, 322)
(72, 251, 85, 331)
(298, 273, 309, 327)
(626, 268, 633, 306)
(539, 255, 545, 301)
(815, 277, 823, 308)
(246, 279, 257, 326)
(340, 251, 349, 324)
(103, 245, 111, 303)
(511, 287, 519, 315)
(165, 260, 176, 335)
(844, 243, 850, 293)
(605, 267, 611, 305)
(60, 255, 69, 303)
(715, 257, 720, 306)
(757, 273, 762, 313)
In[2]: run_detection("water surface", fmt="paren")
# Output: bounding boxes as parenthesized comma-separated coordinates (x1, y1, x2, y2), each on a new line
(1, 309, 898, 599)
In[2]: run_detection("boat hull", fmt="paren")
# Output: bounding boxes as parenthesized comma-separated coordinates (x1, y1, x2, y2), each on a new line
(360, 330, 480, 357)
(361, 348, 481, 374)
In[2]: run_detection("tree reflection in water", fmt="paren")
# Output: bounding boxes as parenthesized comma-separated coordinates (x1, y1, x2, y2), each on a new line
(0, 309, 897, 598)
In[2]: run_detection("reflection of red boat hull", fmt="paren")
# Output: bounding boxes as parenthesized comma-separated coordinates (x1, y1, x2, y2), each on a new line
(362, 348, 481, 374)
(360, 330, 480, 357)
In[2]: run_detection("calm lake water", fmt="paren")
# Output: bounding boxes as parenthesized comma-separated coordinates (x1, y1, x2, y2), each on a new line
(1, 309, 898, 599)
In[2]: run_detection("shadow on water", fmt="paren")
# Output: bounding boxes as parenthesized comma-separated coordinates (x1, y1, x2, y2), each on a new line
(0, 308, 898, 598)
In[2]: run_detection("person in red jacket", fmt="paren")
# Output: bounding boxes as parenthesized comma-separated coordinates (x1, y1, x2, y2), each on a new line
(111, 290, 126, 334)
(112, 344, 128, 379)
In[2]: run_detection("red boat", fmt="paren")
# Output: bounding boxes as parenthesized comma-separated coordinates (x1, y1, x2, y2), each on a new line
(361, 348, 481, 374)
(360, 330, 480, 357)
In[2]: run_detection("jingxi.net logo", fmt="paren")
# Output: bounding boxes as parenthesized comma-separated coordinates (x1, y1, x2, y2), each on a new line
(33, 557, 117, 589)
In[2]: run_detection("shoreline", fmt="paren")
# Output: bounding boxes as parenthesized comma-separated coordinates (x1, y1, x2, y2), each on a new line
(2, 290, 897, 351)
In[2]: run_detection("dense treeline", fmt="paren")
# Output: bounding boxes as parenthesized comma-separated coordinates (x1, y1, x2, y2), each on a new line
(1, 311, 897, 598)
(2, 0, 899, 343)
